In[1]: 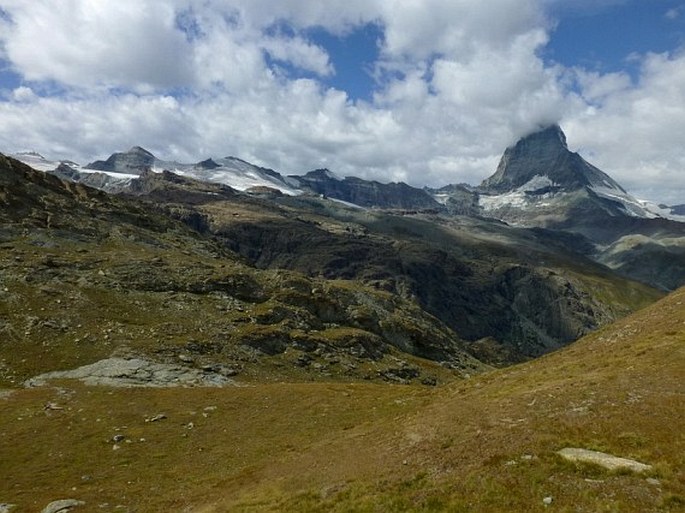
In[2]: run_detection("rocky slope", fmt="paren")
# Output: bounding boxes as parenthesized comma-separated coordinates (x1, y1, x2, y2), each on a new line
(290, 169, 442, 210)
(121, 169, 661, 361)
(470, 125, 685, 290)
(0, 154, 485, 387)
(13, 136, 684, 294)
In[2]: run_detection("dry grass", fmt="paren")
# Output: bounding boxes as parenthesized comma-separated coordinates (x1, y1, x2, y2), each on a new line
(2, 288, 683, 512)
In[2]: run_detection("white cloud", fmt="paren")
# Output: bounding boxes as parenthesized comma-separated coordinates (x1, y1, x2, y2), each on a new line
(11, 86, 37, 102)
(565, 50, 685, 204)
(665, 6, 684, 20)
(0, 0, 683, 204)
(2, 1, 194, 90)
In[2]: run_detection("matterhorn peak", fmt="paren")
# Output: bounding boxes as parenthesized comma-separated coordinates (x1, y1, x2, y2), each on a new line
(522, 124, 568, 150)
(127, 146, 155, 157)
(479, 124, 623, 194)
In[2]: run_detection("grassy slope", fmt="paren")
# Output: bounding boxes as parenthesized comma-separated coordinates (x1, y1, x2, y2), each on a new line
(1, 288, 683, 512)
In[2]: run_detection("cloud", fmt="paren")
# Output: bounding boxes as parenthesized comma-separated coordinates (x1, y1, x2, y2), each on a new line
(0, 0, 683, 204)
(2, 1, 194, 90)
(665, 6, 684, 20)
(565, 49, 685, 204)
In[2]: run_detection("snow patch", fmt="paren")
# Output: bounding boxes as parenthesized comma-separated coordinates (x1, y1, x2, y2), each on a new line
(517, 175, 555, 192)
(590, 185, 657, 219)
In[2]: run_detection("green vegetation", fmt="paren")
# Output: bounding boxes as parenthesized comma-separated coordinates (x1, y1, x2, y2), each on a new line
(1, 155, 681, 512)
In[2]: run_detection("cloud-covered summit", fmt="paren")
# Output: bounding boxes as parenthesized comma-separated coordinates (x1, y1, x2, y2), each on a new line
(0, 0, 683, 203)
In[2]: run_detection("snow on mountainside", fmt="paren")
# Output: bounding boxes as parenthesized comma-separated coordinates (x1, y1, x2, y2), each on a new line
(13, 148, 301, 196)
(476, 125, 683, 222)
(149, 156, 301, 196)
(12, 152, 79, 173)
(10, 138, 683, 221)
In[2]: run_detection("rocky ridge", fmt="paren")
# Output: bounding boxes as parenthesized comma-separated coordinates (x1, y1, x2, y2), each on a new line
(121, 168, 661, 360)
(0, 154, 484, 387)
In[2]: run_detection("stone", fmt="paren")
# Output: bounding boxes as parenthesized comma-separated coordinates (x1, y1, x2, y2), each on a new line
(557, 448, 652, 473)
(542, 496, 553, 506)
(40, 499, 85, 513)
(0, 504, 16, 513)
(24, 357, 237, 388)
(145, 413, 167, 423)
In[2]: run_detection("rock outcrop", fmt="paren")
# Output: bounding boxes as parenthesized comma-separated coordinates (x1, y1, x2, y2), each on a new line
(86, 146, 156, 174)
(557, 448, 652, 473)
(292, 169, 442, 210)
(24, 358, 238, 388)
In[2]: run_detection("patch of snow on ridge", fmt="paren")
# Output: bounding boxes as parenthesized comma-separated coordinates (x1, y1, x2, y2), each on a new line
(480, 176, 559, 211)
(479, 190, 529, 210)
(12, 152, 80, 173)
(183, 167, 300, 195)
(78, 168, 139, 180)
(591, 185, 657, 219)
(636, 200, 685, 222)
(432, 193, 450, 205)
(149, 156, 302, 196)
(518, 174, 555, 192)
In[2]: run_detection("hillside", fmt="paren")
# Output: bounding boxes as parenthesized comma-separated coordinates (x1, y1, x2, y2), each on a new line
(1, 277, 682, 512)
(0, 154, 485, 388)
(122, 169, 662, 360)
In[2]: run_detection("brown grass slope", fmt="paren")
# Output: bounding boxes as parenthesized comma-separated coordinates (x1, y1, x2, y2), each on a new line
(204, 285, 685, 512)
(1, 287, 682, 512)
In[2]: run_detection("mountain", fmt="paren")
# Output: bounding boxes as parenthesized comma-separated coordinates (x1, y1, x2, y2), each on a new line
(11, 132, 685, 294)
(0, 153, 489, 388)
(472, 125, 685, 290)
(116, 167, 662, 362)
(5, 149, 665, 360)
(477, 124, 657, 223)
(291, 169, 442, 210)
(86, 145, 156, 173)
(14, 148, 301, 196)
(481, 125, 626, 194)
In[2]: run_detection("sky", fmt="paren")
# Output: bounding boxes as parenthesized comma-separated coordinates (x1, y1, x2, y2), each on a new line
(0, 1, 684, 204)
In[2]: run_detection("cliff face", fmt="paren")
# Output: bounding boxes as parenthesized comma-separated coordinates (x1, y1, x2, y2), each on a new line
(293, 169, 442, 210)
(86, 146, 156, 174)
(480, 125, 625, 194)
(475, 126, 685, 291)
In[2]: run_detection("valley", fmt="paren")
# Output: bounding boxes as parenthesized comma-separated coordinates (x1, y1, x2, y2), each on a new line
(1, 124, 684, 512)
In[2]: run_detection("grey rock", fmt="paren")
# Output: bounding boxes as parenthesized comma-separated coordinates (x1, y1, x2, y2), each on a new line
(0, 503, 16, 513)
(86, 146, 155, 175)
(24, 357, 237, 388)
(557, 447, 652, 473)
(40, 499, 85, 513)
(292, 169, 441, 210)
(145, 413, 167, 423)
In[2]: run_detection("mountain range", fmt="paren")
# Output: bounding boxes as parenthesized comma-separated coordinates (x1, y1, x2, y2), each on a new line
(2, 126, 684, 512)
(12, 124, 685, 292)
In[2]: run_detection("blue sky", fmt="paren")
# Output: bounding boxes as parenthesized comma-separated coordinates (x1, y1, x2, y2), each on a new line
(0, 0, 684, 203)
(546, 0, 685, 76)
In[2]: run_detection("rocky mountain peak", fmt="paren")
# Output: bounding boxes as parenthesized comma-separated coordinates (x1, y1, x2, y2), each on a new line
(128, 146, 155, 158)
(480, 124, 624, 194)
(302, 168, 340, 181)
(86, 146, 157, 174)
